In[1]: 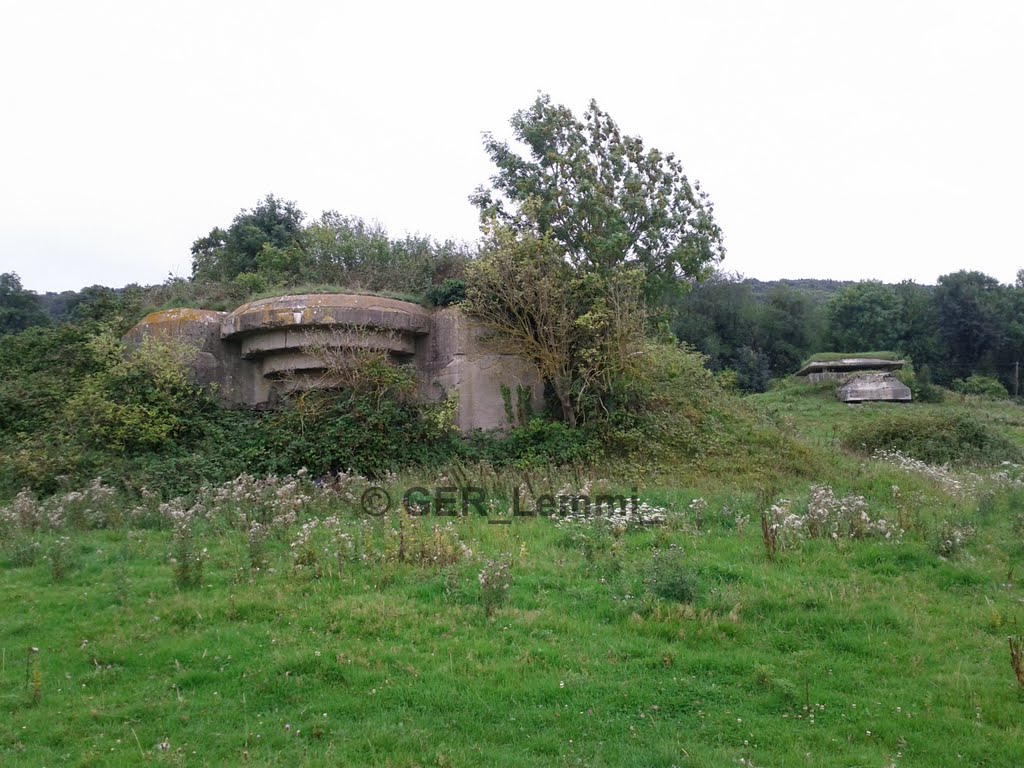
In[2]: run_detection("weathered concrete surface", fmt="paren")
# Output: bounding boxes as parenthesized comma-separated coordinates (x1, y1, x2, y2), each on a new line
(123, 308, 228, 391)
(124, 295, 544, 432)
(424, 308, 544, 432)
(838, 373, 912, 403)
(222, 294, 431, 338)
(798, 357, 904, 382)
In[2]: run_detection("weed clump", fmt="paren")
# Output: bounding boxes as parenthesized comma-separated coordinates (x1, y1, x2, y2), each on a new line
(478, 559, 512, 618)
(644, 547, 700, 604)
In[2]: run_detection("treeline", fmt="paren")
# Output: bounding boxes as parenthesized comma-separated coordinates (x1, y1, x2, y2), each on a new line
(671, 271, 1024, 394)
(5, 243, 1023, 401)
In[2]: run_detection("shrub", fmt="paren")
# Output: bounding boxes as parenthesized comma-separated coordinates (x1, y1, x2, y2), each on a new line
(472, 418, 600, 468)
(46, 536, 75, 582)
(953, 375, 1009, 399)
(425, 279, 467, 307)
(590, 341, 819, 478)
(167, 503, 207, 589)
(896, 363, 943, 403)
(842, 411, 1020, 465)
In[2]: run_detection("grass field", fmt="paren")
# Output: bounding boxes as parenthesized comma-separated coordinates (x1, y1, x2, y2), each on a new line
(3, 388, 1024, 766)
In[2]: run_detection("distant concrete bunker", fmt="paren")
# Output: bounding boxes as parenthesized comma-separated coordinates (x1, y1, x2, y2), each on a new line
(796, 357, 912, 403)
(124, 294, 544, 432)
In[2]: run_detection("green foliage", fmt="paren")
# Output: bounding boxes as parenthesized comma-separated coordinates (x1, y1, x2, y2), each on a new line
(271, 396, 457, 479)
(643, 546, 700, 603)
(188, 200, 471, 298)
(191, 194, 306, 282)
(471, 418, 600, 468)
(465, 224, 649, 426)
(477, 559, 512, 618)
(45, 535, 74, 582)
(896, 362, 944, 403)
(891, 280, 942, 375)
(934, 271, 1010, 383)
(171, 523, 207, 589)
(668, 273, 757, 369)
(301, 213, 470, 294)
(842, 410, 1020, 465)
(500, 384, 515, 426)
(0, 323, 102, 437)
(515, 385, 534, 425)
(472, 93, 723, 297)
(63, 334, 208, 452)
(65, 284, 149, 332)
(0, 272, 49, 334)
(670, 270, 1024, 397)
(952, 374, 1009, 399)
(232, 270, 271, 297)
(425, 278, 467, 307)
(824, 282, 901, 352)
(753, 286, 820, 376)
(731, 346, 772, 393)
(589, 341, 818, 480)
(668, 274, 814, 388)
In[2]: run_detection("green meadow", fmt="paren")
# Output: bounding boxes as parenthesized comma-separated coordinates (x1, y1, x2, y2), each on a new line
(2, 387, 1024, 767)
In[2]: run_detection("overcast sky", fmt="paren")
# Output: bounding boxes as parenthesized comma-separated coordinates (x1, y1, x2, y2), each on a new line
(2, 0, 1022, 293)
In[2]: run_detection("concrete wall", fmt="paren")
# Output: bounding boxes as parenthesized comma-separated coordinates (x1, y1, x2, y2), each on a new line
(123, 295, 545, 432)
(423, 308, 544, 432)
(122, 308, 228, 392)
(837, 373, 912, 403)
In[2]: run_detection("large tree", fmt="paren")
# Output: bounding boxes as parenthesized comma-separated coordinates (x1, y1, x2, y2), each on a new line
(470, 94, 724, 297)
(934, 270, 1005, 381)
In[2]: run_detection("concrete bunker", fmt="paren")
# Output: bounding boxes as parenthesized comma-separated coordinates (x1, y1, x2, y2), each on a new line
(796, 356, 912, 403)
(124, 294, 544, 432)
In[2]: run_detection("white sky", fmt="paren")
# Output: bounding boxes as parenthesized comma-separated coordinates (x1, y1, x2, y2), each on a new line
(2, 0, 1022, 293)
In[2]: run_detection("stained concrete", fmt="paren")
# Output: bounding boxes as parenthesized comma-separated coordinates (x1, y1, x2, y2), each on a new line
(124, 294, 544, 432)
(838, 372, 913, 403)
(797, 358, 905, 383)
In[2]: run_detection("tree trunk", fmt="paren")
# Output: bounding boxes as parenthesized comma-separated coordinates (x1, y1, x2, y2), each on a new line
(553, 381, 577, 427)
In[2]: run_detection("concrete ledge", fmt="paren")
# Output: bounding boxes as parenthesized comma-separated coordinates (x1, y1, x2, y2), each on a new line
(797, 358, 904, 377)
(238, 328, 416, 359)
(222, 294, 431, 339)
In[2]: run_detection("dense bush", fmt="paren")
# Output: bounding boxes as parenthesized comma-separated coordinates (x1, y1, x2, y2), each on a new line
(463, 418, 601, 468)
(952, 375, 1009, 399)
(895, 362, 944, 403)
(589, 341, 818, 479)
(842, 410, 1020, 465)
(425, 279, 467, 307)
(0, 326, 468, 498)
